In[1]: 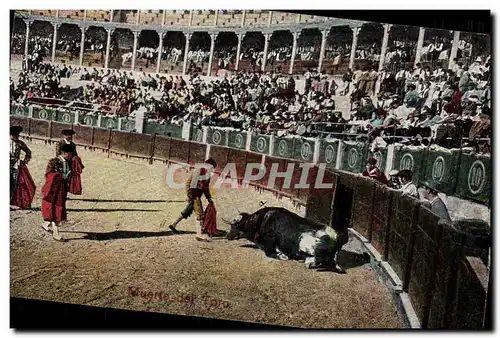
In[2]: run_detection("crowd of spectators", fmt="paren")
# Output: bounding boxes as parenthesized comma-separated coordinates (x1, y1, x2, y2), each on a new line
(10, 26, 492, 155)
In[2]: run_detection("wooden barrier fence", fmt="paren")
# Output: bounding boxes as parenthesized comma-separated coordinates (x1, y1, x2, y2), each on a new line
(11, 115, 490, 329)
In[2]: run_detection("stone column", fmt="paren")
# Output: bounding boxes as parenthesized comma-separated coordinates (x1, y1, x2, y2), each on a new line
(157, 32, 164, 73)
(448, 30, 460, 69)
(207, 32, 216, 76)
(317, 29, 328, 72)
(378, 24, 392, 71)
(235, 32, 243, 70)
(182, 32, 191, 75)
(414, 27, 425, 66)
(24, 20, 31, 57)
(131, 30, 139, 71)
(51, 23, 59, 63)
(241, 10, 246, 27)
(289, 31, 298, 74)
(349, 26, 360, 70)
(104, 28, 113, 69)
(261, 32, 270, 71)
(79, 25, 87, 66)
(110, 10, 114, 22)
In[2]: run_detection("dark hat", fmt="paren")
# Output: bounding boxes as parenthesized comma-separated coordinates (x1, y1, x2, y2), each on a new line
(62, 129, 76, 136)
(10, 126, 23, 136)
(60, 144, 74, 153)
(398, 169, 414, 181)
(420, 180, 443, 193)
(366, 157, 377, 165)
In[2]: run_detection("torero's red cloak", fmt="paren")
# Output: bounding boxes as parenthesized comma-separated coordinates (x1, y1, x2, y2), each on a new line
(10, 161, 36, 210)
(69, 155, 85, 195)
(41, 171, 67, 222)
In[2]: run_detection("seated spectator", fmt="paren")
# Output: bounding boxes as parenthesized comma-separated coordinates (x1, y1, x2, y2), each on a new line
(362, 157, 388, 185)
(404, 84, 420, 108)
(419, 180, 452, 222)
(398, 170, 418, 198)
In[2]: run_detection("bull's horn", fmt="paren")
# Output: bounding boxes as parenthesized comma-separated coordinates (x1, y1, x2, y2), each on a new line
(221, 218, 232, 225)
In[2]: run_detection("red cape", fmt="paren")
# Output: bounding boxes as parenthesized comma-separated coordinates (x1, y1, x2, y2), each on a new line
(11, 161, 36, 210)
(202, 203, 218, 236)
(41, 171, 67, 222)
(69, 155, 84, 195)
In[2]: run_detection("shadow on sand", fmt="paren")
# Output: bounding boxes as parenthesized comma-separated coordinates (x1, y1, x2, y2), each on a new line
(63, 230, 196, 241)
(30, 207, 161, 213)
(67, 198, 184, 203)
(237, 244, 370, 272)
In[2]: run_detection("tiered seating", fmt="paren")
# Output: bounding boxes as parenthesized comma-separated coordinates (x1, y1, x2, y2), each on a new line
(299, 14, 325, 24)
(85, 10, 111, 22)
(244, 10, 270, 27)
(124, 10, 139, 24)
(216, 10, 243, 27)
(58, 10, 85, 20)
(139, 10, 162, 25)
(272, 11, 298, 25)
(190, 10, 216, 26)
(164, 10, 190, 26)
(15, 10, 30, 15)
(31, 10, 57, 17)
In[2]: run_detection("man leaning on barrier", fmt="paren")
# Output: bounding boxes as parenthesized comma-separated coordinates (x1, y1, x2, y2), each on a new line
(419, 180, 452, 223)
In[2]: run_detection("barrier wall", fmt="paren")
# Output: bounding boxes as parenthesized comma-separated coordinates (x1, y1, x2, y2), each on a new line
(10, 105, 491, 206)
(339, 170, 490, 329)
(11, 116, 491, 329)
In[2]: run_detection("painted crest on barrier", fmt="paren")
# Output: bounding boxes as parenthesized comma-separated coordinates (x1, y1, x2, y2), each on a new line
(126, 120, 135, 130)
(195, 129, 203, 142)
(62, 113, 72, 123)
(212, 130, 222, 144)
(107, 119, 116, 129)
(324, 144, 336, 164)
(15, 106, 24, 116)
(84, 116, 93, 126)
(301, 142, 312, 160)
(256, 137, 267, 153)
(347, 148, 358, 169)
(234, 133, 244, 148)
(432, 156, 445, 182)
(39, 109, 48, 120)
(278, 140, 288, 157)
(468, 160, 486, 195)
(400, 153, 414, 171)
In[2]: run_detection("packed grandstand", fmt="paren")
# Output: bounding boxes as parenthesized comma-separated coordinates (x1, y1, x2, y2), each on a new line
(10, 10, 491, 155)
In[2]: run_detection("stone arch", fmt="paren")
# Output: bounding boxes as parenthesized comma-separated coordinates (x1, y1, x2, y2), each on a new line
(11, 18, 26, 60)
(355, 23, 384, 71)
(265, 30, 293, 73)
(385, 25, 419, 72)
(295, 28, 322, 74)
(212, 31, 238, 75)
(55, 23, 82, 66)
(28, 20, 54, 63)
(110, 28, 134, 70)
(136, 30, 159, 73)
(422, 28, 453, 69)
(159, 31, 186, 75)
(323, 25, 353, 74)
(240, 31, 264, 72)
(457, 32, 490, 68)
(189, 31, 212, 76)
(82, 26, 107, 68)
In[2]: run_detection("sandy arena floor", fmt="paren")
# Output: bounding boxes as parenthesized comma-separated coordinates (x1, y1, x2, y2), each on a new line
(10, 139, 403, 328)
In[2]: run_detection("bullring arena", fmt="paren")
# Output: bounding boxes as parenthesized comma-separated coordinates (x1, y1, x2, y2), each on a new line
(10, 139, 403, 328)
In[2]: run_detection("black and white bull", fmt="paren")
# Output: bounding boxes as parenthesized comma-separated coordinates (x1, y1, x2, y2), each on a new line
(225, 207, 349, 273)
